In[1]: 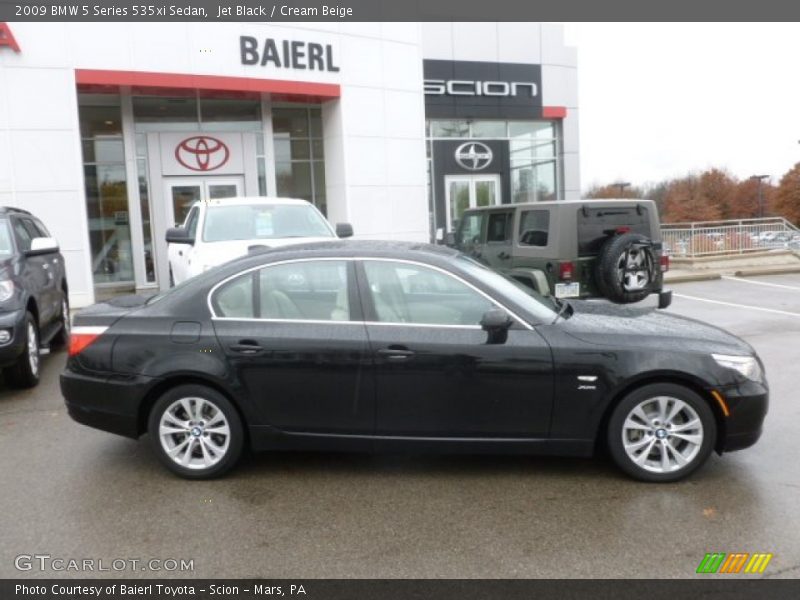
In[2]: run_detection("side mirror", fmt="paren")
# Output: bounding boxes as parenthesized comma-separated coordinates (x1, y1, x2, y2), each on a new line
(166, 227, 194, 245)
(480, 308, 513, 345)
(26, 237, 59, 256)
(336, 223, 354, 238)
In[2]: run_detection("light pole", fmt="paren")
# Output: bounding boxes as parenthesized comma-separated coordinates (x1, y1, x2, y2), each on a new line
(613, 181, 631, 197)
(749, 174, 769, 218)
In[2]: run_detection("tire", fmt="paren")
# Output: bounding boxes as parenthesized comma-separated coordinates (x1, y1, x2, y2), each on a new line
(3, 312, 40, 388)
(607, 383, 716, 482)
(148, 384, 244, 479)
(50, 293, 70, 348)
(595, 233, 656, 303)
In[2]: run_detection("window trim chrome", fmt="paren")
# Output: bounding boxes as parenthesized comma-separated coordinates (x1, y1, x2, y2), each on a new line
(207, 256, 533, 330)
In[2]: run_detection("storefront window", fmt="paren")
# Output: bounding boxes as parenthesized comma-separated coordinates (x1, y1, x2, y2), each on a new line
(79, 96, 135, 286)
(83, 164, 135, 284)
(471, 121, 507, 138)
(273, 107, 326, 214)
(430, 120, 470, 138)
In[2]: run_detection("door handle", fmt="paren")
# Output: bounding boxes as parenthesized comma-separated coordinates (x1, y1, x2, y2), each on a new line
(498, 251, 511, 260)
(377, 347, 415, 360)
(178, 250, 183, 257)
(229, 341, 263, 355)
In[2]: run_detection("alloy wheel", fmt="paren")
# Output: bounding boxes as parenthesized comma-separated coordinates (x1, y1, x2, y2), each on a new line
(616, 247, 651, 291)
(158, 397, 231, 470)
(621, 395, 704, 474)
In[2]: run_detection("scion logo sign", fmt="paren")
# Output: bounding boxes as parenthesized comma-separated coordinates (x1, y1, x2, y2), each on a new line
(425, 80, 537, 98)
(454, 142, 494, 171)
(424, 59, 543, 119)
(175, 136, 230, 172)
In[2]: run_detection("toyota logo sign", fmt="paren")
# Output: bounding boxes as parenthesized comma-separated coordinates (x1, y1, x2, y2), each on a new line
(175, 136, 230, 172)
(454, 142, 493, 171)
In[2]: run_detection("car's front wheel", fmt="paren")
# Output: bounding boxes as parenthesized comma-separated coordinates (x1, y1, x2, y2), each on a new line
(148, 384, 244, 479)
(3, 312, 40, 388)
(607, 383, 716, 482)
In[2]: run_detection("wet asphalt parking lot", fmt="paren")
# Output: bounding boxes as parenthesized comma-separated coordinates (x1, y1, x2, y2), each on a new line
(1, 273, 799, 579)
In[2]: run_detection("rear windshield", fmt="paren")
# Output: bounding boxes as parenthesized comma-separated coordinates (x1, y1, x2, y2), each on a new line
(577, 206, 652, 256)
(203, 204, 334, 242)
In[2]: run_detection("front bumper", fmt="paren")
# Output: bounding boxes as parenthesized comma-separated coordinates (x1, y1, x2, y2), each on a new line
(718, 380, 769, 452)
(0, 309, 27, 367)
(60, 369, 155, 439)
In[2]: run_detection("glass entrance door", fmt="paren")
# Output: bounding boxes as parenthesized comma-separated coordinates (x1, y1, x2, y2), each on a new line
(166, 177, 243, 227)
(444, 174, 502, 231)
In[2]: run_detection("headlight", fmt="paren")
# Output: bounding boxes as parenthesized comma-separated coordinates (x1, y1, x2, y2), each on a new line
(712, 353, 764, 382)
(0, 280, 14, 302)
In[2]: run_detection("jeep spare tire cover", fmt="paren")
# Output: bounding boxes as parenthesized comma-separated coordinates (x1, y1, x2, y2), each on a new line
(595, 233, 655, 304)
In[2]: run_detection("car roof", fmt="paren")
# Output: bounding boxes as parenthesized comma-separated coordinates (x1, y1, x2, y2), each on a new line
(0, 206, 33, 215)
(194, 197, 313, 208)
(462, 198, 657, 211)
(224, 240, 462, 271)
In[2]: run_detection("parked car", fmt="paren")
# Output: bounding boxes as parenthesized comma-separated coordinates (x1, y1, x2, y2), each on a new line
(61, 241, 767, 482)
(448, 199, 671, 307)
(0, 207, 70, 388)
(166, 197, 353, 285)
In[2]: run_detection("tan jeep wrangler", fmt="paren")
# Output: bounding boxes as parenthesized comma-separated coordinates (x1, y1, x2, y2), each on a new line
(449, 199, 672, 308)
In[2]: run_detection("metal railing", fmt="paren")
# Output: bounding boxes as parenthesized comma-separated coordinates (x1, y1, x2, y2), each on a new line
(661, 217, 800, 258)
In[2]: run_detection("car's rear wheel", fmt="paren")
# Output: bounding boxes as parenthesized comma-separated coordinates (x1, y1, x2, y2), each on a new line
(607, 383, 716, 482)
(595, 233, 656, 303)
(148, 384, 244, 479)
(4, 312, 40, 388)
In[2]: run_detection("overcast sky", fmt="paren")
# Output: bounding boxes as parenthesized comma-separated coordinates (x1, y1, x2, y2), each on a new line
(561, 23, 800, 192)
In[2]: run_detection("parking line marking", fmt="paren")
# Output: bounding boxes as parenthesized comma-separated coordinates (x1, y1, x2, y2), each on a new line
(673, 293, 800, 318)
(720, 276, 800, 291)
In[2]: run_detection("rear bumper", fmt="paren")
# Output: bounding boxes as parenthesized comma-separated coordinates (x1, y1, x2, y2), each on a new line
(718, 381, 769, 453)
(61, 369, 154, 439)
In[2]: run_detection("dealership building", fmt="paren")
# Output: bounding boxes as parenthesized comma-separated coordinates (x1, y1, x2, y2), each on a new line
(0, 21, 579, 306)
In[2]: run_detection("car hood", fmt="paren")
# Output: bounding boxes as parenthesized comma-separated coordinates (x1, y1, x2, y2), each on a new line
(560, 301, 753, 355)
(193, 237, 335, 266)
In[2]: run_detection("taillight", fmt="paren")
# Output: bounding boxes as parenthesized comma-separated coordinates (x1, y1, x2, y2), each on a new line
(68, 326, 108, 357)
(660, 254, 670, 273)
(559, 261, 574, 280)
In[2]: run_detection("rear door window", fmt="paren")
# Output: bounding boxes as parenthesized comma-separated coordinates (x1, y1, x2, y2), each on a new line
(577, 206, 652, 256)
(518, 209, 550, 247)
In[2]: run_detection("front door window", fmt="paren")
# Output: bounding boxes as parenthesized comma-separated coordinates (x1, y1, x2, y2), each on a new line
(445, 174, 501, 232)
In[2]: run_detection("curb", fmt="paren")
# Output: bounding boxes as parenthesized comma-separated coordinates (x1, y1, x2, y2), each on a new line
(733, 266, 800, 277)
(664, 272, 722, 283)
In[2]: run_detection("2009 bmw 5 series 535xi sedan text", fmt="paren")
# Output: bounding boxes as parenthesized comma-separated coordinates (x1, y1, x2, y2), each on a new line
(60, 241, 768, 482)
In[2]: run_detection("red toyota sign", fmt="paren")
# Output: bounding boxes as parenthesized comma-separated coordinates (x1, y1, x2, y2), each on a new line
(0, 23, 20, 53)
(174, 136, 230, 172)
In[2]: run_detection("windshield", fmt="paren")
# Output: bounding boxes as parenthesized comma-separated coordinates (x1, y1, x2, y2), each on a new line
(0, 220, 13, 257)
(456, 255, 558, 322)
(202, 204, 334, 243)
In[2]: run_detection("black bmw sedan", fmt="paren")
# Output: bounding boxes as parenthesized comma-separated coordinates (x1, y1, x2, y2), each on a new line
(61, 241, 768, 482)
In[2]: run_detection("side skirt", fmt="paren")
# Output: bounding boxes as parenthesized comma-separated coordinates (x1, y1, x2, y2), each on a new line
(249, 427, 594, 457)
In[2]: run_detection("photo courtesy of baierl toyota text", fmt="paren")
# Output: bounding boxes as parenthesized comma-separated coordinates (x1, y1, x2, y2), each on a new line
(0, 1, 798, 599)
